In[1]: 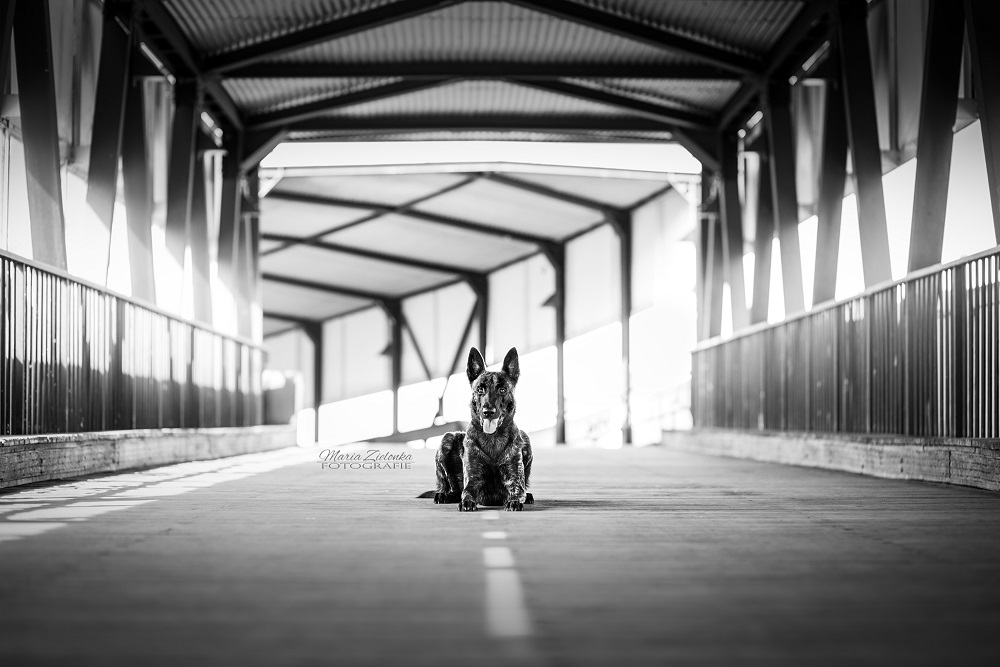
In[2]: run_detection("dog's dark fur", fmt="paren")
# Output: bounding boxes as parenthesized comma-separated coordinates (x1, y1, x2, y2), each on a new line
(424, 347, 533, 511)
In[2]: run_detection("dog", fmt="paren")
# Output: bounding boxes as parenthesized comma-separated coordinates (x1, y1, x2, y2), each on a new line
(419, 347, 533, 511)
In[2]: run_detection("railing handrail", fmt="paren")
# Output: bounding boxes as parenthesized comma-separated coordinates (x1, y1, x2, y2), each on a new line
(0, 247, 262, 350)
(696, 244, 1000, 352)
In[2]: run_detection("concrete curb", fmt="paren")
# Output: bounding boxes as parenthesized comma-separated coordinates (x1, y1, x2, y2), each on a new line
(0, 425, 297, 489)
(662, 429, 1000, 492)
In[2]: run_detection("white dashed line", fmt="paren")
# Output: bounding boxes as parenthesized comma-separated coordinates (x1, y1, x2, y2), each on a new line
(483, 546, 515, 568)
(485, 569, 532, 638)
(482, 531, 507, 539)
(481, 512, 499, 520)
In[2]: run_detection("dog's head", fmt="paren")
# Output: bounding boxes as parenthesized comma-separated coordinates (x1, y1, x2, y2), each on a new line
(466, 347, 519, 435)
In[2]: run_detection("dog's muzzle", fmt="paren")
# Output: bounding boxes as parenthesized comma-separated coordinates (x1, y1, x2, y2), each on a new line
(482, 409, 499, 434)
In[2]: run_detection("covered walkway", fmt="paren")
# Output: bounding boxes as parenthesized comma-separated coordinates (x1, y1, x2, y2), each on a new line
(2, 445, 998, 665)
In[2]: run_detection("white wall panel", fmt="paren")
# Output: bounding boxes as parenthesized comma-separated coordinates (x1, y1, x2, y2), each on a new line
(402, 282, 477, 384)
(322, 306, 390, 402)
(632, 188, 695, 311)
(488, 253, 555, 363)
(566, 224, 620, 339)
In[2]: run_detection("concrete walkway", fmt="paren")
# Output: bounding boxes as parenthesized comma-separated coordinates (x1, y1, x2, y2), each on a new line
(1, 444, 999, 666)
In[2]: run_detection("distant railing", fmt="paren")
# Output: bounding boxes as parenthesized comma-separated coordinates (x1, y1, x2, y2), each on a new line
(693, 247, 1000, 439)
(1, 250, 262, 435)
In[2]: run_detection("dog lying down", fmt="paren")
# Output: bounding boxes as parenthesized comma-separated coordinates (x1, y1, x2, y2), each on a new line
(418, 347, 534, 511)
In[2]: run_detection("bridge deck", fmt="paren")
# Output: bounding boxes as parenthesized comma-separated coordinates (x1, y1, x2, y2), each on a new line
(1, 444, 998, 665)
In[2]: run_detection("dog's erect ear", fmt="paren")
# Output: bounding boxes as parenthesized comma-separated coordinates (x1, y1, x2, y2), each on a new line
(502, 347, 520, 385)
(467, 347, 486, 384)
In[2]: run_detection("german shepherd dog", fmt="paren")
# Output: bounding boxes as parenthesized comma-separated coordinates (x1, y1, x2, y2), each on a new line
(424, 347, 533, 511)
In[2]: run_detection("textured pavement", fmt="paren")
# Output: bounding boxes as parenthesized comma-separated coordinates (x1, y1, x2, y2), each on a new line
(1, 443, 999, 666)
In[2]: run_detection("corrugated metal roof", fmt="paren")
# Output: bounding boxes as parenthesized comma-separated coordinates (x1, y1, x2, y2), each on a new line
(223, 77, 400, 114)
(165, 0, 390, 56)
(574, 0, 803, 56)
(262, 2, 696, 65)
(325, 79, 635, 118)
(565, 78, 742, 113)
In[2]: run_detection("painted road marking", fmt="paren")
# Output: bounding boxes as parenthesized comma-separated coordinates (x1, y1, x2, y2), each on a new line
(483, 546, 515, 568)
(482, 531, 507, 539)
(481, 512, 499, 520)
(485, 568, 532, 637)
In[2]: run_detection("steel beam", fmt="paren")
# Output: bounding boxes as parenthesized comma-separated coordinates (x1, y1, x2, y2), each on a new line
(86, 6, 132, 282)
(13, 0, 67, 269)
(765, 81, 805, 315)
(189, 148, 214, 324)
(228, 61, 739, 80)
(121, 72, 157, 303)
(838, 0, 892, 287)
(381, 300, 406, 436)
(240, 129, 287, 173)
(164, 81, 200, 264)
(609, 213, 633, 444)
(542, 243, 566, 444)
(964, 0, 1000, 244)
(261, 233, 475, 278)
(813, 74, 848, 305)
(481, 172, 621, 216)
(718, 132, 749, 330)
(906, 0, 964, 272)
(468, 275, 489, 364)
(0, 0, 13, 94)
(750, 153, 774, 324)
(217, 134, 242, 287)
(287, 115, 677, 134)
(261, 272, 386, 303)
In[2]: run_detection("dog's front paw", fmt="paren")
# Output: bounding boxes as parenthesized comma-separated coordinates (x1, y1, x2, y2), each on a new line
(459, 498, 477, 512)
(524, 493, 534, 504)
(504, 499, 523, 512)
(434, 492, 458, 504)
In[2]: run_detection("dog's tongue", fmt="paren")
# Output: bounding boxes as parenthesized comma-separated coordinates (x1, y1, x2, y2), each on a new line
(483, 418, 499, 434)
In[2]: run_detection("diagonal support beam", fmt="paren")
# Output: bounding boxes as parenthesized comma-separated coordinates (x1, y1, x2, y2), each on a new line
(121, 69, 157, 303)
(14, 0, 67, 269)
(718, 132, 749, 330)
(204, 0, 465, 73)
(164, 81, 200, 265)
(838, 0, 892, 287)
(87, 6, 133, 282)
(509, 78, 714, 130)
(813, 73, 848, 305)
(906, 0, 965, 273)
(481, 172, 622, 216)
(506, 0, 760, 76)
(965, 0, 1000, 245)
(246, 78, 454, 130)
(750, 152, 775, 324)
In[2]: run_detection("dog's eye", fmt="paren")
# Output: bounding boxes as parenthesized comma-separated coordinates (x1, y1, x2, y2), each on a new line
(476, 387, 485, 395)
(498, 387, 506, 394)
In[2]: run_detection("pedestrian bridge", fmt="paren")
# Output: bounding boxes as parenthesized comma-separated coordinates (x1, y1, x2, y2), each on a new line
(2, 0, 1000, 664)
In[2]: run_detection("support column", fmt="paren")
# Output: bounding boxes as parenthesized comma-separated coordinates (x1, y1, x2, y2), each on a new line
(610, 213, 633, 444)
(121, 68, 157, 303)
(964, 0, 1000, 244)
(718, 132, 749, 330)
(838, 0, 892, 286)
(468, 275, 489, 358)
(699, 170, 724, 338)
(544, 243, 566, 444)
(813, 73, 849, 305)
(765, 81, 805, 315)
(217, 133, 243, 290)
(13, 0, 67, 269)
(86, 4, 132, 282)
(383, 300, 403, 437)
(303, 323, 323, 443)
(907, 0, 965, 272)
(188, 138, 214, 325)
(164, 80, 200, 269)
(0, 1, 14, 94)
(750, 151, 774, 324)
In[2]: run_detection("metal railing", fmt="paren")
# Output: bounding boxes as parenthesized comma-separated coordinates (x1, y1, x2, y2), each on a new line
(693, 247, 1000, 439)
(1, 249, 262, 435)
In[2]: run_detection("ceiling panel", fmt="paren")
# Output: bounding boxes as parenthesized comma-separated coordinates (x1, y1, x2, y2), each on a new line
(262, 244, 457, 297)
(272, 173, 470, 206)
(262, 280, 373, 321)
(323, 213, 538, 271)
(260, 196, 373, 238)
(413, 178, 603, 240)
(503, 172, 670, 209)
